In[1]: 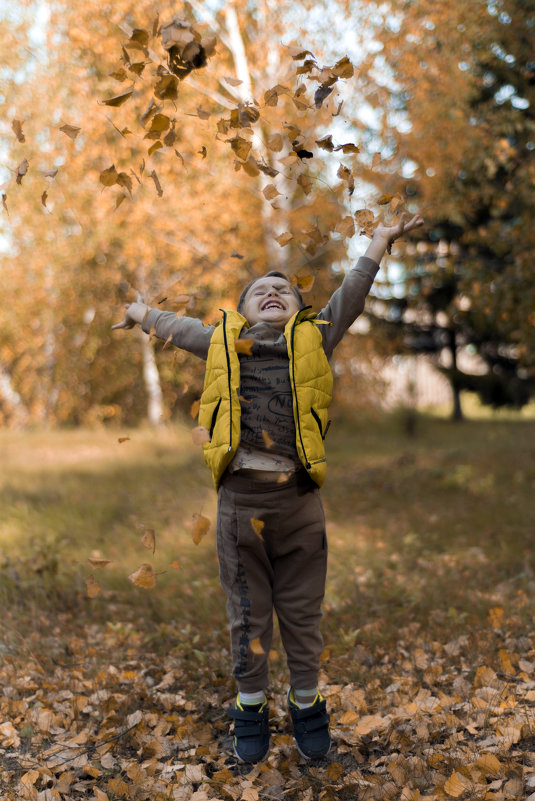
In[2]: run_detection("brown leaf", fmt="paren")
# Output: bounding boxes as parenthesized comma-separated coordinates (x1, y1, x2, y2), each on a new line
(316, 134, 335, 152)
(198, 146, 207, 158)
(250, 518, 265, 540)
(128, 563, 156, 589)
(42, 168, 58, 178)
(191, 514, 210, 545)
(12, 119, 25, 142)
(148, 141, 163, 156)
(235, 338, 254, 356)
(41, 190, 48, 208)
(354, 209, 375, 227)
(59, 123, 81, 140)
(335, 216, 355, 238)
(190, 399, 200, 419)
(87, 558, 112, 569)
(228, 136, 252, 161)
(287, 45, 314, 60)
(314, 85, 333, 108)
(2, 194, 8, 216)
(170, 560, 180, 569)
(338, 142, 360, 154)
(223, 75, 243, 86)
(196, 106, 211, 119)
(295, 274, 315, 293)
(444, 771, 472, 798)
(266, 133, 284, 152)
(242, 157, 260, 177)
(325, 762, 344, 781)
(331, 56, 354, 79)
(85, 575, 101, 598)
(141, 528, 156, 554)
(16, 158, 29, 185)
(191, 425, 211, 445)
(275, 232, 293, 247)
(297, 173, 312, 196)
(372, 152, 381, 168)
(118, 437, 130, 444)
(100, 165, 118, 187)
(150, 169, 163, 196)
(262, 184, 280, 201)
(102, 87, 134, 107)
(154, 74, 178, 101)
(250, 637, 265, 654)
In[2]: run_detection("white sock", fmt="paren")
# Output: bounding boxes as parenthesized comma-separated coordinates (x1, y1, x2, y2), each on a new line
(293, 687, 318, 708)
(238, 690, 266, 707)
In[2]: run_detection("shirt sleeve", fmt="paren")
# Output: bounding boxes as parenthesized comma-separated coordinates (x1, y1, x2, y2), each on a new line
(141, 309, 214, 361)
(317, 256, 380, 358)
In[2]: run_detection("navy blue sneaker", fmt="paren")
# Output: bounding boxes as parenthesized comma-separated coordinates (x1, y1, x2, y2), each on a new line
(288, 689, 331, 759)
(228, 696, 270, 763)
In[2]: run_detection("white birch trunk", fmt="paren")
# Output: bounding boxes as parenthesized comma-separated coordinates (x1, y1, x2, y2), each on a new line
(0, 366, 29, 426)
(140, 332, 165, 427)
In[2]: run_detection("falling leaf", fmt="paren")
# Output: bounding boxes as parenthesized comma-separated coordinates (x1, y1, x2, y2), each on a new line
(148, 141, 163, 156)
(145, 113, 171, 137)
(257, 162, 279, 178)
(372, 152, 382, 168)
(87, 558, 112, 569)
(191, 426, 210, 445)
(337, 163, 354, 194)
(109, 67, 127, 81)
(297, 173, 312, 195)
(198, 146, 207, 158)
(170, 560, 180, 569)
(224, 75, 243, 86)
(118, 436, 130, 443)
(331, 56, 354, 78)
(333, 99, 344, 116)
(377, 193, 394, 205)
(250, 637, 265, 654)
(190, 399, 200, 419)
(250, 518, 264, 540)
(128, 61, 146, 76)
(16, 158, 29, 185)
(275, 232, 293, 247)
(242, 157, 260, 176)
(231, 251, 243, 258)
(288, 45, 314, 60)
(102, 87, 134, 107)
(128, 563, 156, 589)
(100, 165, 118, 187)
(42, 168, 58, 178)
(335, 216, 355, 238)
(228, 136, 252, 161)
(12, 119, 25, 142)
(314, 85, 333, 108)
(262, 429, 275, 449)
(355, 209, 375, 227)
(391, 193, 404, 212)
(339, 142, 360, 154)
(316, 134, 335, 152)
(59, 124, 81, 140)
(266, 133, 283, 152)
(191, 514, 210, 545)
(150, 169, 163, 196)
(2, 194, 8, 215)
(141, 528, 156, 554)
(196, 106, 211, 119)
(263, 184, 280, 201)
(85, 575, 101, 598)
(295, 274, 315, 292)
(41, 190, 48, 208)
(235, 338, 254, 356)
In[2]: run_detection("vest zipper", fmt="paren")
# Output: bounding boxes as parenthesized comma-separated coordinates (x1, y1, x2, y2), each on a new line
(290, 314, 311, 470)
(221, 311, 233, 452)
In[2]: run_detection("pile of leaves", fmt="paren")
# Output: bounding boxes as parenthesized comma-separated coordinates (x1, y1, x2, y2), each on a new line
(2, 595, 535, 801)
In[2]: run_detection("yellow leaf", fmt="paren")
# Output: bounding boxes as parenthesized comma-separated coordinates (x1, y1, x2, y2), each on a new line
(444, 771, 471, 798)
(400, 789, 420, 801)
(339, 709, 359, 725)
(229, 136, 252, 161)
(488, 606, 504, 628)
(191, 514, 210, 545)
(377, 193, 394, 205)
(85, 575, 100, 598)
(263, 184, 280, 200)
(191, 426, 211, 445)
(141, 528, 156, 554)
(498, 648, 515, 675)
(190, 399, 200, 419)
(250, 518, 264, 540)
(100, 165, 118, 187)
(262, 430, 275, 449)
(128, 563, 156, 589)
(87, 558, 112, 569)
(235, 338, 254, 356)
(20, 769, 39, 789)
(148, 141, 163, 156)
(473, 665, 497, 688)
(295, 274, 315, 293)
(475, 753, 502, 776)
(102, 87, 134, 107)
(250, 638, 265, 654)
(170, 560, 181, 569)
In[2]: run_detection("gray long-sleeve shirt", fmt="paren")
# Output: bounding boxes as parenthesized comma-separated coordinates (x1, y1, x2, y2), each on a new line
(142, 256, 379, 360)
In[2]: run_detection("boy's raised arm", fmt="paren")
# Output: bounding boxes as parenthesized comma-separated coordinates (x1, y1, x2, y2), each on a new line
(112, 298, 214, 361)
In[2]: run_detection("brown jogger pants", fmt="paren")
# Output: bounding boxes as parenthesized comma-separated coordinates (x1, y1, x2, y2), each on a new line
(216, 469, 328, 693)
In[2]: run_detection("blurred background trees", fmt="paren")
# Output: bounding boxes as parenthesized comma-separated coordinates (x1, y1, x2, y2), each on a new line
(0, 0, 533, 426)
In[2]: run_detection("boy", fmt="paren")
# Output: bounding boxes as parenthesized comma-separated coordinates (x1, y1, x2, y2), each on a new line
(113, 213, 424, 763)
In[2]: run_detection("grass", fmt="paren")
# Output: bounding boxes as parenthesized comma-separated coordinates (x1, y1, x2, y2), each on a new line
(1, 410, 533, 655)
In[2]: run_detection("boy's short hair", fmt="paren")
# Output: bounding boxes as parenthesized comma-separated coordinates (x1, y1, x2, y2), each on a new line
(237, 271, 305, 313)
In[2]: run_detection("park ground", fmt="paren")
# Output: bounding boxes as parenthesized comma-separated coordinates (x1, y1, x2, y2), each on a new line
(1, 406, 535, 800)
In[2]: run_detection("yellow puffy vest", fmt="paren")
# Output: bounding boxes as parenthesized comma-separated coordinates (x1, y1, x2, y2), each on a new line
(198, 308, 333, 489)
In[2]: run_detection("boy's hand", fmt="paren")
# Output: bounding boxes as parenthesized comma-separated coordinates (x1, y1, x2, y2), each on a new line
(373, 213, 425, 251)
(112, 293, 150, 330)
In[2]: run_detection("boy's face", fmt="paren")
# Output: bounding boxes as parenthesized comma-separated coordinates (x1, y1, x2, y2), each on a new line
(242, 277, 301, 330)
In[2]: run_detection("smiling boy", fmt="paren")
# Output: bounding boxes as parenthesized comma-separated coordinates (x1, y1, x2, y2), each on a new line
(113, 213, 424, 763)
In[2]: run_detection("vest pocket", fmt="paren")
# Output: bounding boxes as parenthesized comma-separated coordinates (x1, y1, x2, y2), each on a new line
(209, 397, 222, 439)
(311, 407, 324, 439)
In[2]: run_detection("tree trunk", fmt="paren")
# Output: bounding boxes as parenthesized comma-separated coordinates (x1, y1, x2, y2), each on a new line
(139, 332, 165, 427)
(447, 327, 464, 421)
(0, 366, 29, 427)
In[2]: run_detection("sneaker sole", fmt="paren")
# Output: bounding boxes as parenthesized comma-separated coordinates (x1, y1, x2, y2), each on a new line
(233, 739, 270, 764)
(295, 740, 331, 760)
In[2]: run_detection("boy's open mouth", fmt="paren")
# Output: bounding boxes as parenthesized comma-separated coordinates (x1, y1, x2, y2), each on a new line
(261, 300, 285, 310)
